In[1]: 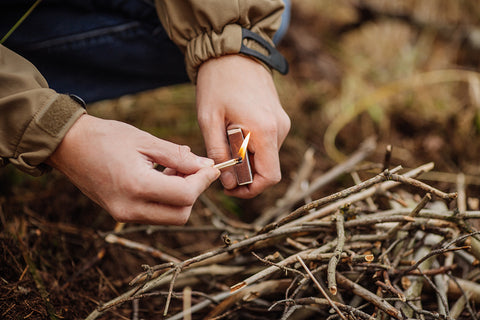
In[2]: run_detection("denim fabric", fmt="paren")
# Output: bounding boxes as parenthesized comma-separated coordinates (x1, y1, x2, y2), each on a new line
(273, 0, 291, 45)
(1, 0, 290, 103)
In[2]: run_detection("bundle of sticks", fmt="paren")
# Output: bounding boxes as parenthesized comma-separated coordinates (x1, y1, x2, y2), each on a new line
(87, 139, 480, 320)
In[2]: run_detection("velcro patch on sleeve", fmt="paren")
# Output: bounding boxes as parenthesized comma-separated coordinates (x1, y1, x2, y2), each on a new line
(36, 94, 82, 137)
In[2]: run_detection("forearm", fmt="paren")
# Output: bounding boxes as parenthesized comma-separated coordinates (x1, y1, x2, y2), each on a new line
(0, 45, 85, 175)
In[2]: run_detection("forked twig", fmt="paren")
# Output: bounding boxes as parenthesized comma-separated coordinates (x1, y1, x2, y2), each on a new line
(297, 255, 347, 320)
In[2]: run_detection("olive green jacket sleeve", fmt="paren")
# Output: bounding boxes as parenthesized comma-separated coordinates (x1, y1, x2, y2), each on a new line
(0, 45, 86, 176)
(155, 0, 285, 82)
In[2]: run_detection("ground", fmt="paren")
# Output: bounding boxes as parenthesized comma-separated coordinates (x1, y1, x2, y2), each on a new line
(1, 1, 480, 319)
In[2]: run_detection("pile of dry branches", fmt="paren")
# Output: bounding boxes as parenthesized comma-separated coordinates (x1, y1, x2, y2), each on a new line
(86, 139, 480, 320)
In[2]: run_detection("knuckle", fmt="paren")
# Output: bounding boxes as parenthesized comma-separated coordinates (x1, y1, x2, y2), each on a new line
(268, 171, 282, 185)
(197, 112, 213, 127)
(176, 145, 192, 161)
(258, 120, 278, 137)
(262, 168, 282, 187)
(109, 203, 130, 223)
(207, 146, 228, 160)
(170, 209, 191, 225)
(281, 112, 291, 133)
(124, 176, 147, 198)
(177, 189, 197, 206)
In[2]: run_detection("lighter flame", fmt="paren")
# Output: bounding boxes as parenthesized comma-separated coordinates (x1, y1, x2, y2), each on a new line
(238, 132, 251, 160)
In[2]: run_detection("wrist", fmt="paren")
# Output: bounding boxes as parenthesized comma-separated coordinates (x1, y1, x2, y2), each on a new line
(46, 113, 91, 169)
(197, 54, 272, 85)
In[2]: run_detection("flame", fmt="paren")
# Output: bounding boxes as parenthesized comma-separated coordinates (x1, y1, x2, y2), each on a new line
(238, 132, 251, 160)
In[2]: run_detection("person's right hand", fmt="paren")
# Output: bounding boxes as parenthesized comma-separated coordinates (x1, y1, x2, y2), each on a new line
(46, 114, 220, 225)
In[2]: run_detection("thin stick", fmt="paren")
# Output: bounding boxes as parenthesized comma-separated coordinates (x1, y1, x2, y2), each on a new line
(386, 172, 457, 201)
(164, 268, 181, 316)
(213, 157, 242, 170)
(402, 246, 471, 274)
(255, 137, 375, 226)
(132, 298, 139, 320)
(273, 297, 373, 320)
(327, 207, 346, 295)
(417, 267, 450, 318)
(457, 173, 480, 260)
(252, 252, 305, 278)
(405, 301, 443, 319)
(450, 292, 472, 320)
(105, 234, 181, 263)
(296, 255, 347, 320)
(391, 264, 457, 276)
(351, 170, 377, 210)
(375, 280, 405, 302)
(258, 166, 403, 234)
(281, 162, 438, 229)
(449, 274, 479, 320)
(386, 193, 431, 238)
(275, 147, 316, 209)
(336, 273, 402, 319)
(229, 240, 337, 294)
(183, 286, 192, 320)
(383, 144, 392, 171)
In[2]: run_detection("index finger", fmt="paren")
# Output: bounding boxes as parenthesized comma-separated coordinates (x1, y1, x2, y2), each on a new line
(137, 166, 220, 206)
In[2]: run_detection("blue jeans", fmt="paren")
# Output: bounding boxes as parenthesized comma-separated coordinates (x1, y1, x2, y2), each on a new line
(1, 0, 290, 103)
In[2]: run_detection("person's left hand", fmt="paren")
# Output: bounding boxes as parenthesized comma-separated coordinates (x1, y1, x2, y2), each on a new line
(196, 54, 290, 198)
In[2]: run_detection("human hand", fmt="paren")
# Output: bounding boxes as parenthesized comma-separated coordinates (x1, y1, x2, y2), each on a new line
(47, 114, 220, 225)
(196, 55, 290, 198)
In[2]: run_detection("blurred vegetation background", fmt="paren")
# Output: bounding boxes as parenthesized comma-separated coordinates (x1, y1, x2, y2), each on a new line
(1, 1, 480, 318)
